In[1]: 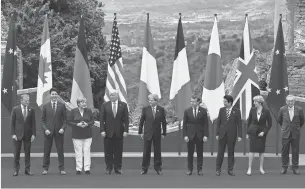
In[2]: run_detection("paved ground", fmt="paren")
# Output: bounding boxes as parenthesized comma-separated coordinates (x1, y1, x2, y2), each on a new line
(1, 157, 305, 188)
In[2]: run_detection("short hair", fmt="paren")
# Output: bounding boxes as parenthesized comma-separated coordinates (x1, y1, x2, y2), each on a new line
(148, 94, 159, 101)
(49, 88, 58, 94)
(109, 89, 119, 95)
(20, 94, 29, 101)
(253, 95, 264, 105)
(286, 95, 295, 101)
(191, 95, 201, 103)
(76, 97, 87, 106)
(223, 95, 234, 105)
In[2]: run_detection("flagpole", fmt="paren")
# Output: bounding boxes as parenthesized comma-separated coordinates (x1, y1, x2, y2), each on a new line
(177, 12, 182, 156)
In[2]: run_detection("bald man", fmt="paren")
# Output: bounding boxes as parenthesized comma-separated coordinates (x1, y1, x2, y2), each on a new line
(100, 90, 129, 175)
(278, 95, 304, 175)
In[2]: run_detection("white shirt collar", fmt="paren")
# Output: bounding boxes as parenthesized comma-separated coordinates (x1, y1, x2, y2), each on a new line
(112, 100, 118, 104)
(21, 104, 27, 109)
(288, 106, 294, 110)
(51, 100, 57, 104)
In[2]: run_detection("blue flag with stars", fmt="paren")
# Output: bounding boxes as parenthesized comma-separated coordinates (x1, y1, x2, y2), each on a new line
(1, 13, 18, 112)
(266, 16, 289, 117)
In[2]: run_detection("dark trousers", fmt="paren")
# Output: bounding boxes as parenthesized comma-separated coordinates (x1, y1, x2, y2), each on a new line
(281, 133, 300, 170)
(142, 135, 162, 171)
(104, 135, 123, 171)
(14, 138, 31, 172)
(43, 133, 65, 171)
(187, 136, 203, 171)
(216, 133, 236, 171)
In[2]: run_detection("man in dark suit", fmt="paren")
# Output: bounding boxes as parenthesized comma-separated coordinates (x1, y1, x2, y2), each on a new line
(278, 95, 304, 175)
(11, 94, 36, 176)
(41, 88, 67, 175)
(183, 96, 209, 176)
(215, 95, 242, 176)
(138, 94, 167, 175)
(100, 90, 129, 175)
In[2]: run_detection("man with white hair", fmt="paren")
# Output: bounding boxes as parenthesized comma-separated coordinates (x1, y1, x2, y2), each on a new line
(138, 94, 167, 175)
(11, 94, 36, 176)
(278, 95, 304, 175)
(100, 89, 129, 175)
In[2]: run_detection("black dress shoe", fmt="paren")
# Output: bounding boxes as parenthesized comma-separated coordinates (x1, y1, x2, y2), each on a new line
(114, 169, 122, 174)
(186, 170, 192, 176)
(76, 171, 81, 175)
(197, 170, 203, 176)
(85, 171, 91, 175)
(106, 170, 111, 175)
(280, 169, 287, 174)
(228, 171, 235, 176)
(216, 171, 221, 176)
(141, 169, 148, 175)
(25, 171, 33, 176)
(13, 171, 19, 176)
(292, 169, 300, 175)
(156, 170, 163, 175)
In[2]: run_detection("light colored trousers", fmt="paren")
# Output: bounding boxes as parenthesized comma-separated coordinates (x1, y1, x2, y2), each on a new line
(72, 138, 92, 171)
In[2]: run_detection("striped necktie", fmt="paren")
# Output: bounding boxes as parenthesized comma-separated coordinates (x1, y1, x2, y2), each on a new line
(226, 109, 230, 120)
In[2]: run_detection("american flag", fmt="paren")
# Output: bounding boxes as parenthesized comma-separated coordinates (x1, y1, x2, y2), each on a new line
(104, 14, 128, 103)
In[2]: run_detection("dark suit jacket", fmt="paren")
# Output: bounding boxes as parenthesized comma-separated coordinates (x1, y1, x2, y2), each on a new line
(100, 101, 129, 138)
(68, 108, 94, 139)
(278, 105, 304, 139)
(138, 105, 167, 140)
(216, 107, 242, 139)
(247, 107, 272, 136)
(11, 105, 36, 140)
(183, 106, 209, 140)
(41, 101, 67, 134)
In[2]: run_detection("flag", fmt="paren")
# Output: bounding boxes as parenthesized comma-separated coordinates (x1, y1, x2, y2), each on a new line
(1, 13, 18, 112)
(169, 14, 192, 121)
(266, 16, 288, 116)
(138, 13, 161, 106)
(201, 15, 225, 122)
(70, 16, 94, 108)
(36, 15, 52, 107)
(230, 15, 260, 121)
(104, 14, 128, 104)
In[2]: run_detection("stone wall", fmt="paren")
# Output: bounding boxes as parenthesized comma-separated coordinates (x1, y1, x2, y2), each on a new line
(295, 0, 305, 51)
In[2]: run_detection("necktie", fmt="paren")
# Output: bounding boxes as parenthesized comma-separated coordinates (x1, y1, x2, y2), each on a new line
(226, 109, 230, 120)
(113, 102, 117, 117)
(194, 108, 197, 118)
(152, 107, 155, 119)
(52, 102, 56, 113)
(23, 106, 27, 120)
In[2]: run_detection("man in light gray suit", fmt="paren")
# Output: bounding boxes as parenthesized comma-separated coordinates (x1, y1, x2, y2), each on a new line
(278, 95, 304, 175)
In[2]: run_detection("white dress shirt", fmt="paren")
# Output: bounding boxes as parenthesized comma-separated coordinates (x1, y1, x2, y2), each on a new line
(112, 100, 118, 113)
(288, 106, 294, 121)
(193, 106, 199, 117)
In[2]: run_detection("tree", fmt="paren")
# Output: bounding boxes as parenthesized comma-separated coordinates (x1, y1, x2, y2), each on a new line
(1, 0, 108, 108)
(1, 10, 9, 40)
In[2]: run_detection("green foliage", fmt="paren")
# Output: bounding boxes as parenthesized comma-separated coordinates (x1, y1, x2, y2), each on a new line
(1, 10, 9, 40)
(1, 0, 108, 108)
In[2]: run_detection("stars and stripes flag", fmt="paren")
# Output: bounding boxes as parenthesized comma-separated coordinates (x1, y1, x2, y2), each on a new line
(201, 14, 225, 122)
(230, 14, 260, 121)
(70, 15, 94, 108)
(1, 13, 18, 112)
(36, 15, 52, 107)
(266, 15, 289, 116)
(169, 13, 192, 121)
(104, 13, 128, 103)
